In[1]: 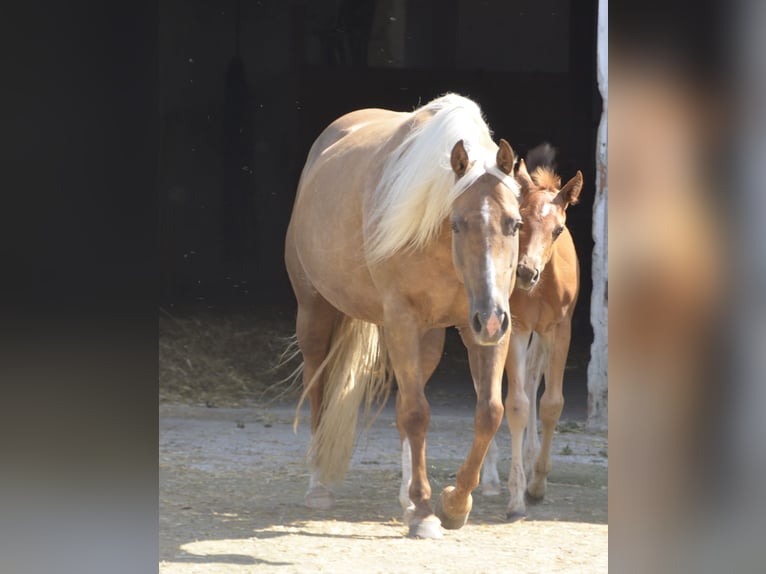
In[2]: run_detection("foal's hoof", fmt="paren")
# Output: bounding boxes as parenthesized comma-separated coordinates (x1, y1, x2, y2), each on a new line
(506, 510, 527, 522)
(407, 515, 443, 539)
(304, 486, 335, 510)
(434, 486, 472, 530)
(480, 482, 502, 497)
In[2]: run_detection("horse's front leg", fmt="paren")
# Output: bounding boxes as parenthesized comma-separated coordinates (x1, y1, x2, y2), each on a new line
(386, 313, 443, 539)
(435, 329, 508, 529)
(527, 322, 569, 501)
(397, 328, 445, 528)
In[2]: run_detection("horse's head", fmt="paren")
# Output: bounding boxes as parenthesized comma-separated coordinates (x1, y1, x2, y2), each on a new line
(449, 139, 521, 345)
(514, 159, 583, 290)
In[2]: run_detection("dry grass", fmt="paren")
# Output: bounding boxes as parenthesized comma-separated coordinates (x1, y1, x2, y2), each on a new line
(159, 307, 302, 407)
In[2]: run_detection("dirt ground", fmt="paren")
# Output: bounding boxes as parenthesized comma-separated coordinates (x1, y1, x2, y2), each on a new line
(159, 311, 607, 573)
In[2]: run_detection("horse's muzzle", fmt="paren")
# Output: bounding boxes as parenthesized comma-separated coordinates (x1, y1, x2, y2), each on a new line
(470, 306, 510, 345)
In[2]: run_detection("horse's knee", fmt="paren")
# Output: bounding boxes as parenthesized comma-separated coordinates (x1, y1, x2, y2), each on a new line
(539, 393, 564, 424)
(505, 392, 530, 425)
(476, 398, 504, 435)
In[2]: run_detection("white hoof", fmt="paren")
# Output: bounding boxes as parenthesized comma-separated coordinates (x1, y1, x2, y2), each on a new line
(407, 515, 443, 539)
(305, 485, 335, 509)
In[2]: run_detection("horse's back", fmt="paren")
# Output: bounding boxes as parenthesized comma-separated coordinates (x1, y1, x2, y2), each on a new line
(286, 107, 411, 321)
(298, 108, 408, 187)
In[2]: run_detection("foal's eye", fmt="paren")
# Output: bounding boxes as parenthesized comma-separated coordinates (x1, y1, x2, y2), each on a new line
(451, 220, 460, 233)
(552, 226, 564, 239)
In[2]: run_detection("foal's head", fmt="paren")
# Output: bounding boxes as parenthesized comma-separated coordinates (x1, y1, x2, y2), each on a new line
(514, 158, 583, 291)
(449, 139, 521, 345)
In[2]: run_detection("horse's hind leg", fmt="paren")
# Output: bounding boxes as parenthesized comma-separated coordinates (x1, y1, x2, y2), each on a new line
(480, 438, 502, 496)
(295, 291, 339, 509)
(527, 321, 570, 501)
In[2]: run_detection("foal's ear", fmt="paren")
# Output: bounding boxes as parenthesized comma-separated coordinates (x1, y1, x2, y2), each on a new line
(516, 159, 534, 193)
(451, 140, 469, 177)
(558, 170, 583, 207)
(496, 138, 515, 175)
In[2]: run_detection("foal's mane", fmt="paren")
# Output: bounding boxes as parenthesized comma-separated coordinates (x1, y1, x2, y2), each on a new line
(365, 93, 518, 263)
(530, 167, 562, 193)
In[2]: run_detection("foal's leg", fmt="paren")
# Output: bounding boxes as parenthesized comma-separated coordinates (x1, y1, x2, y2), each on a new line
(480, 438, 502, 496)
(523, 333, 547, 481)
(435, 329, 507, 529)
(295, 293, 339, 509)
(398, 328, 445, 526)
(504, 329, 532, 520)
(527, 321, 571, 501)
(386, 312, 442, 539)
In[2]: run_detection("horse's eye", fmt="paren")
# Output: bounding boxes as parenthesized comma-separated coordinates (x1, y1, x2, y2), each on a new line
(553, 226, 564, 239)
(503, 218, 521, 236)
(451, 220, 460, 233)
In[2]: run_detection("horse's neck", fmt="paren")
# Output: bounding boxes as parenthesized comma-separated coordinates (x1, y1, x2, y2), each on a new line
(542, 232, 579, 302)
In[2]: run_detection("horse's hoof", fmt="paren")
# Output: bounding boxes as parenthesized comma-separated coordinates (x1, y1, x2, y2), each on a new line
(402, 506, 416, 526)
(304, 487, 335, 510)
(506, 510, 526, 522)
(434, 488, 471, 530)
(407, 515, 443, 539)
(525, 490, 545, 505)
(480, 483, 502, 497)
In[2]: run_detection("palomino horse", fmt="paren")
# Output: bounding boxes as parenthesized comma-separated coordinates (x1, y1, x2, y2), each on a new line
(285, 94, 522, 539)
(479, 146, 583, 519)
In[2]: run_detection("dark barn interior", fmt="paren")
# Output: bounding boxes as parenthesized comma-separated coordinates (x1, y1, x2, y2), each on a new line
(159, 0, 601, 411)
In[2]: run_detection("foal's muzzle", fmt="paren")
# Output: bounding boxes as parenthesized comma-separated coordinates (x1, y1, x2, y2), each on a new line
(516, 264, 540, 290)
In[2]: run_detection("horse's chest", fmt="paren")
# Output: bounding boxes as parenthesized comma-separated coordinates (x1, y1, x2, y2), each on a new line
(511, 290, 567, 333)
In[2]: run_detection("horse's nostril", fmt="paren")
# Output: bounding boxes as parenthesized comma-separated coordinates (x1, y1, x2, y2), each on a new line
(501, 312, 509, 332)
(472, 312, 482, 334)
(532, 268, 540, 282)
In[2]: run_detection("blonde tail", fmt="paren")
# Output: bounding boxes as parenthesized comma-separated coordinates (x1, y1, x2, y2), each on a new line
(294, 316, 392, 485)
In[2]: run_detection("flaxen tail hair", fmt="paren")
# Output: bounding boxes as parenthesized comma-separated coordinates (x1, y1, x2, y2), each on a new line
(294, 315, 393, 485)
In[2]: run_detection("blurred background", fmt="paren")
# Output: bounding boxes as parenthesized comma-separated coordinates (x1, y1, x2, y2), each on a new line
(610, 1, 766, 572)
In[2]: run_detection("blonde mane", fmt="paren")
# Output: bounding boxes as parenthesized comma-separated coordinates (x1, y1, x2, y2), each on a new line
(364, 93, 519, 264)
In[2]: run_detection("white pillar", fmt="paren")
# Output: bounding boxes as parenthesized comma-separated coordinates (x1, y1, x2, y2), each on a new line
(587, 0, 608, 431)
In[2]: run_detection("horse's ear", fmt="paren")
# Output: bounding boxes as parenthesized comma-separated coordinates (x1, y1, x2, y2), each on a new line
(558, 170, 583, 207)
(451, 140, 469, 177)
(496, 139, 515, 175)
(516, 159, 533, 193)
